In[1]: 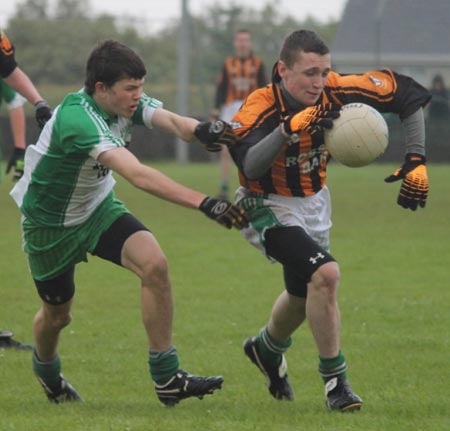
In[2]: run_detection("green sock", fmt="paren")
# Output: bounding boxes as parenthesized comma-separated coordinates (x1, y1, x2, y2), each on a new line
(256, 326, 292, 367)
(318, 351, 347, 382)
(32, 350, 61, 388)
(220, 181, 229, 194)
(149, 346, 180, 385)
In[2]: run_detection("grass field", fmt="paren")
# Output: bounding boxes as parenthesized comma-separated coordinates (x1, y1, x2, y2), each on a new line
(0, 162, 449, 431)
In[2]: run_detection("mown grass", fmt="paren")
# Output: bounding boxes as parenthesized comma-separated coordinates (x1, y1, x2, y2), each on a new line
(0, 161, 448, 431)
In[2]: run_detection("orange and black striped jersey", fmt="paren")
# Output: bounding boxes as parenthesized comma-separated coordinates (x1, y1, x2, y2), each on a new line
(214, 53, 267, 109)
(0, 31, 17, 78)
(230, 69, 431, 197)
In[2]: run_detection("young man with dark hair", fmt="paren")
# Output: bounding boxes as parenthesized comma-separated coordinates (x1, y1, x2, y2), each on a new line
(10, 39, 248, 405)
(223, 29, 430, 411)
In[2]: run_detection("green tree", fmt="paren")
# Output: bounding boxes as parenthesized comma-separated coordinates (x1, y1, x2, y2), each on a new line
(4, 0, 338, 114)
(7, 0, 133, 85)
(14, 0, 49, 20)
(55, 0, 89, 18)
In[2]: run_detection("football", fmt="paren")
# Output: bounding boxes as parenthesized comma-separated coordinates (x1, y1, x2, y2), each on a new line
(324, 103, 389, 167)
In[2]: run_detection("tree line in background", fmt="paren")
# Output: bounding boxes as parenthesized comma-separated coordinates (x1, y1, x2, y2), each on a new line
(5, 0, 338, 114)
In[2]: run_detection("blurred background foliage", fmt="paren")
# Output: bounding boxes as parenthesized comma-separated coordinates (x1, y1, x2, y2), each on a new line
(5, 0, 338, 114)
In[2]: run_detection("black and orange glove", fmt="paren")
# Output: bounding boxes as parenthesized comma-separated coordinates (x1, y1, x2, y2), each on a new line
(199, 197, 249, 230)
(6, 147, 25, 182)
(194, 120, 236, 152)
(384, 153, 428, 211)
(283, 103, 341, 136)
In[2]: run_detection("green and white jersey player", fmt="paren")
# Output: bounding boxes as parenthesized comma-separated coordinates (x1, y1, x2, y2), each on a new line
(11, 90, 162, 229)
(10, 39, 247, 405)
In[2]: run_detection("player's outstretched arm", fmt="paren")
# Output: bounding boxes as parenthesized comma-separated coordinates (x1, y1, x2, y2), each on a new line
(6, 104, 26, 181)
(4, 68, 52, 128)
(151, 108, 235, 152)
(98, 147, 249, 229)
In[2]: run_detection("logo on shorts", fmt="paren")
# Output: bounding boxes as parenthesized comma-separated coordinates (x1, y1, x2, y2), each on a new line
(45, 294, 63, 303)
(309, 252, 325, 265)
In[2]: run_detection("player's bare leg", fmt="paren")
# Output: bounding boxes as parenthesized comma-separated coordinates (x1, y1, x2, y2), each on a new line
(33, 299, 81, 403)
(121, 230, 223, 406)
(243, 292, 305, 400)
(121, 230, 173, 352)
(34, 300, 72, 361)
(268, 291, 306, 340)
(306, 261, 340, 358)
(307, 261, 362, 412)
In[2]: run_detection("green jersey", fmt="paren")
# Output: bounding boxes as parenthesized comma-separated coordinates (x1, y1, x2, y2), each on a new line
(10, 90, 162, 227)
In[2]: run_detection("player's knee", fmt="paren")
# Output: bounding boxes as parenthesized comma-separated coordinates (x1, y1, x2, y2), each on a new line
(55, 313, 72, 329)
(42, 308, 72, 330)
(140, 253, 169, 287)
(310, 261, 340, 293)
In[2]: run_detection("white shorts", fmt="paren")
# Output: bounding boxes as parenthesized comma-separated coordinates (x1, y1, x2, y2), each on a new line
(235, 186, 332, 260)
(220, 101, 243, 122)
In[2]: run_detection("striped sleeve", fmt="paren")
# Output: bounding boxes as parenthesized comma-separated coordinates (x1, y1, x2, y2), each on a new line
(134, 93, 164, 128)
(0, 32, 17, 78)
(57, 98, 124, 159)
(325, 69, 431, 119)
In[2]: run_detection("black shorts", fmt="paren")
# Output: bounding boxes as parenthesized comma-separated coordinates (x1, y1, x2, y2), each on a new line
(265, 226, 336, 298)
(34, 213, 149, 305)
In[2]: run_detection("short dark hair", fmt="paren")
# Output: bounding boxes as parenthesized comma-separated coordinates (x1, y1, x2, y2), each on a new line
(235, 28, 251, 35)
(432, 74, 445, 87)
(280, 30, 329, 68)
(84, 40, 146, 95)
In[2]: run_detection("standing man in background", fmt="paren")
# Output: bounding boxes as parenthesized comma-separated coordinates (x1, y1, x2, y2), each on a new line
(211, 29, 267, 200)
(0, 30, 52, 350)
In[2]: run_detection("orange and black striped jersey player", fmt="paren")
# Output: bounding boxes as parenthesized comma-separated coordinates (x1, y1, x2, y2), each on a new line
(212, 30, 267, 121)
(0, 30, 51, 128)
(0, 30, 52, 350)
(211, 29, 267, 200)
(226, 30, 431, 412)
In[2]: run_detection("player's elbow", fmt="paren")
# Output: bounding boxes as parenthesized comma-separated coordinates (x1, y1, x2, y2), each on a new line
(242, 162, 267, 181)
(243, 167, 262, 181)
(126, 166, 149, 191)
(130, 174, 149, 192)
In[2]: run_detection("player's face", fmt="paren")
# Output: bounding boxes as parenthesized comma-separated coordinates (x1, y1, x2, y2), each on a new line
(98, 77, 144, 118)
(234, 32, 252, 57)
(278, 52, 331, 106)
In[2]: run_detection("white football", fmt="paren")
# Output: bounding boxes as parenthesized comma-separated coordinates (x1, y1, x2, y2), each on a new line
(324, 103, 389, 167)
